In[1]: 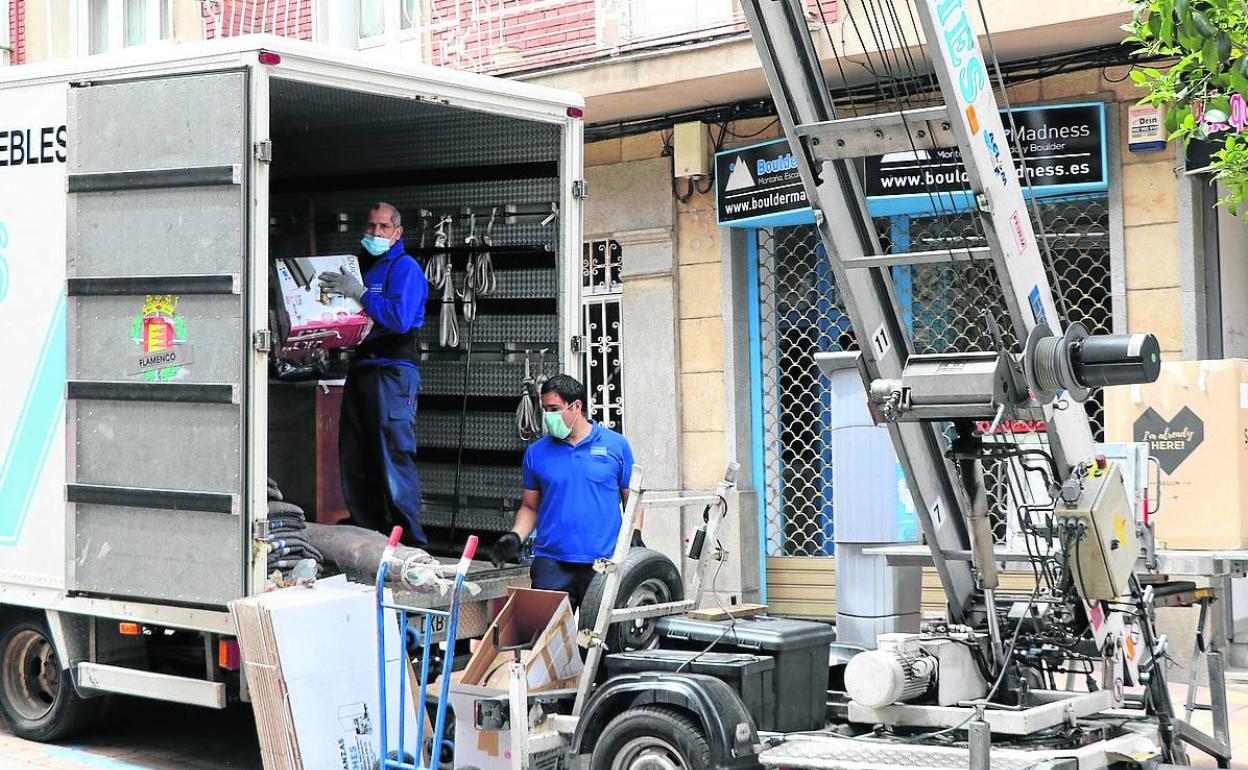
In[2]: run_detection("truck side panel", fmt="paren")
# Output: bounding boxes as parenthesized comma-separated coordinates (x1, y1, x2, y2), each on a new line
(65, 71, 250, 607)
(0, 81, 71, 595)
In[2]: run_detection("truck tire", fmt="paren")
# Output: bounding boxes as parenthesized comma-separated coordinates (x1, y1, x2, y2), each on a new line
(589, 705, 711, 770)
(0, 617, 97, 742)
(579, 548, 683, 651)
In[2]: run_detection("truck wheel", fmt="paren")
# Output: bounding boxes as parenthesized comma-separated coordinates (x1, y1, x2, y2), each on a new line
(590, 706, 711, 770)
(0, 617, 97, 742)
(579, 548, 683, 651)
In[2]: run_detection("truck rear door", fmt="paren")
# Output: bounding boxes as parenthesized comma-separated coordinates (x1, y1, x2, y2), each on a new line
(65, 71, 253, 607)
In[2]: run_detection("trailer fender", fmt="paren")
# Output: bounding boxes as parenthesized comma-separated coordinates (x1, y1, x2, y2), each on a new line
(572, 672, 761, 768)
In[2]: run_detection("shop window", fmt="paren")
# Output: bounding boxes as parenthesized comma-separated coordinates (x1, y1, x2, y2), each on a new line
(756, 194, 1113, 558)
(582, 240, 624, 433)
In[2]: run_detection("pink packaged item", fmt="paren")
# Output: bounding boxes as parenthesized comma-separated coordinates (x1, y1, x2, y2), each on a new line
(273, 255, 372, 361)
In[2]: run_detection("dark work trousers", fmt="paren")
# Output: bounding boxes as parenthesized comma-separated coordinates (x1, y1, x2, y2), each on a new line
(530, 556, 597, 610)
(339, 364, 426, 545)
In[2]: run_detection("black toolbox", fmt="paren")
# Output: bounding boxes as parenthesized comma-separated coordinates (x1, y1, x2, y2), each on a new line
(655, 615, 833, 732)
(604, 650, 776, 727)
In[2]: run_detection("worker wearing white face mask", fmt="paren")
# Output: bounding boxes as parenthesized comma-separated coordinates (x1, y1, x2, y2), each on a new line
(319, 202, 430, 544)
(489, 374, 641, 609)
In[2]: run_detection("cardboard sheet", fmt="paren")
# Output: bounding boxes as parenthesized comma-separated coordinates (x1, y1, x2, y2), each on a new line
(230, 576, 419, 770)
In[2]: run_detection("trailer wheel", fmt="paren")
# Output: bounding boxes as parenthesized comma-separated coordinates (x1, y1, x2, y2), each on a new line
(0, 617, 97, 742)
(579, 548, 683, 651)
(589, 706, 711, 770)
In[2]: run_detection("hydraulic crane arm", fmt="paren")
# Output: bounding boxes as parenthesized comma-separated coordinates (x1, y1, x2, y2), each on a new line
(740, 0, 984, 621)
(739, 0, 1155, 624)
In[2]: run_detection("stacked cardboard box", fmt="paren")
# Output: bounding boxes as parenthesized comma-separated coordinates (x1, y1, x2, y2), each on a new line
(448, 589, 583, 770)
(1105, 359, 1248, 549)
(230, 576, 418, 770)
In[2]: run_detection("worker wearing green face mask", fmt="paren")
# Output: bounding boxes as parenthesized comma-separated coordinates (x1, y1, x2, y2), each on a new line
(489, 374, 642, 609)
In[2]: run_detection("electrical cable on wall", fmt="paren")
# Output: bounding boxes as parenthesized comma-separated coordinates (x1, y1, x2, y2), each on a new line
(584, 43, 1159, 144)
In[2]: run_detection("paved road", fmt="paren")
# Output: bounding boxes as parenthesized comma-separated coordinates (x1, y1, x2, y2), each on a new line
(3, 683, 1248, 769)
(0, 696, 261, 770)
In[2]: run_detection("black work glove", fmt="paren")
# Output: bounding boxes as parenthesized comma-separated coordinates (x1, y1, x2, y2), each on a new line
(630, 529, 645, 549)
(490, 531, 522, 568)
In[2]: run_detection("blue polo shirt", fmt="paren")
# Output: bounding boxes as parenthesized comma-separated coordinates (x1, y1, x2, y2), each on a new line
(522, 422, 634, 563)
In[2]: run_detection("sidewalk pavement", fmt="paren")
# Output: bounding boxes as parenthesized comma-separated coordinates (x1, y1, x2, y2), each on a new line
(3, 683, 1248, 769)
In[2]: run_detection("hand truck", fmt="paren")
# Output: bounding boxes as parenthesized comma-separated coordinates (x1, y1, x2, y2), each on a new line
(376, 526, 479, 770)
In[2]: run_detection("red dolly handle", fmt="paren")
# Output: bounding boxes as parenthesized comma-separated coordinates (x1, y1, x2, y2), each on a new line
(457, 535, 479, 577)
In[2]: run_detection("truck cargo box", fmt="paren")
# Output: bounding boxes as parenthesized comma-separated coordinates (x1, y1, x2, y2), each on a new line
(0, 37, 583, 712)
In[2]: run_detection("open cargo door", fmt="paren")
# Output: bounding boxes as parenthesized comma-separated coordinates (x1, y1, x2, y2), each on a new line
(65, 72, 253, 607)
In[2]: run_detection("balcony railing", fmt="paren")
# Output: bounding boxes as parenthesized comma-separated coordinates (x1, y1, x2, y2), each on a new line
(201, 0, 313, 41)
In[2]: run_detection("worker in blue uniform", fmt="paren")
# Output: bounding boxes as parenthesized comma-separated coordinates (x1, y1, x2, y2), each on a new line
(318, 202, 430, 545)
(489, 374, 641, 609)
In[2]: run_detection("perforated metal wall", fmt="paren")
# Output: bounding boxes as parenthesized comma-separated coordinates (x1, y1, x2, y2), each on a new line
(265, 78, 565, 534)
(759, 194, 1112, 557)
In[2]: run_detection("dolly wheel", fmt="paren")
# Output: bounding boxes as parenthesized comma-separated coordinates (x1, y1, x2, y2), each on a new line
(0, 617, 97, 742)
(590, 706, 712, 770)
(580, 548, 683, 651)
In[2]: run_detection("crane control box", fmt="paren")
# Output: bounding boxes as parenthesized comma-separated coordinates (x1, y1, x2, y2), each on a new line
(1057, 461, 1139, 601)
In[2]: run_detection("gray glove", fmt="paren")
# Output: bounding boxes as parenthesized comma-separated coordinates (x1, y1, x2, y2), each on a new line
(318, 267, 366, 301)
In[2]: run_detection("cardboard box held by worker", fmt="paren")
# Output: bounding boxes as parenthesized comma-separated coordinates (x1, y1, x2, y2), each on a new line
(230, 576, 420, 770)
(272, 255, 371, 359)
(1105, 359, 1248, 549)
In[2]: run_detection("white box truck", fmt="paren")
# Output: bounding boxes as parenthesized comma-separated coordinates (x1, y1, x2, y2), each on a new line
(0, 36, 584, 740)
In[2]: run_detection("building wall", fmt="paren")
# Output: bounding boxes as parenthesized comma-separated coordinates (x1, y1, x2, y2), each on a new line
(416, 0, 836, 76)
(13, 0, 213, 63)
(582, 64, 1182, 610)
(427, 0, 597, 72)
(8, 0, 24, 64)
(22, 0, 55, 62)
(1097, 70, 1184, 359)
(172, 0, 207, 42)
(203, 0, 312, 40)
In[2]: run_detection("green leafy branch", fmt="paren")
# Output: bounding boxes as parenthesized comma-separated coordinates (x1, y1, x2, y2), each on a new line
(1125, 0, 1248, 214)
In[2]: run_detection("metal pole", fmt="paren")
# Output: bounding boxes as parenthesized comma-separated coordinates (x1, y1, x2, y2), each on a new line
(689, 463, 739, 608)
(509, 656, 530, 770)
(739, 0, 978, 622)
(573, 465, 645, 716)
(1208, 579, 1232, 757)
(969, 710, 991, 770)
(376, 528, 401, 769)
(431, 536, 478, 770)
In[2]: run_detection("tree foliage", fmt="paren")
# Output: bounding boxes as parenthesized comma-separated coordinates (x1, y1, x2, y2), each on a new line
(1125, 0, 1248, 215)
